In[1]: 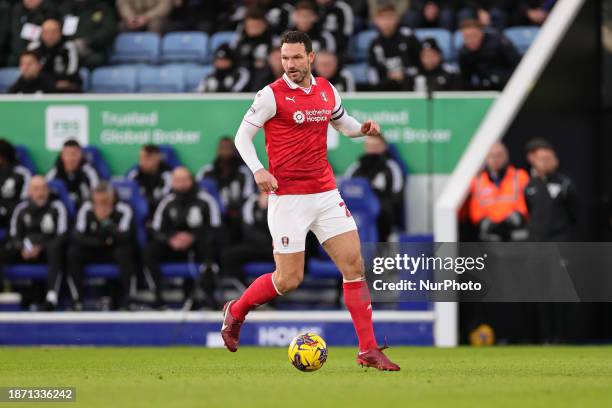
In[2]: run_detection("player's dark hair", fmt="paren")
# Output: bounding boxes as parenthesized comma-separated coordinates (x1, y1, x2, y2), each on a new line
(280, 31, 313, 54)
(0, 138, 16, 164)
(62, 139, 81, 149)
(142, 144, 161, 155)
(526, 138, 554, 153)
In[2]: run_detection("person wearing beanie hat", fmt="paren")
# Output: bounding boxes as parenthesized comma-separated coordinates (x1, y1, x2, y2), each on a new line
(411, 37, 462, 91)
(197, 44, 251, 92)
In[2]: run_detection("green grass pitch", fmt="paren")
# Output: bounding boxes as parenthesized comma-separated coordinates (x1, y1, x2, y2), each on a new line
(1, 346, 611, 407)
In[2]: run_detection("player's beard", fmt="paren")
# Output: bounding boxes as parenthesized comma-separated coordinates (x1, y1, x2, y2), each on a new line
(286, 67, 310, 86)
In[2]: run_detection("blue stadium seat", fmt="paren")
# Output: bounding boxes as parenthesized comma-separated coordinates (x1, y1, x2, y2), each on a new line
(15, 145, 37, 174)
(158, 144, 182, 168)
(208, 31, 237, 62)
(47, 178, 76, 217)
(161, 32, 209, 64)
(504, 26, 540, 54)
(184, 64, 213, 92)
(344, 63, 369, 84)
(110, 32, 161, 64)
(414, 28, 453, 61)
(79, 67, 90, 91)
(91, 66, 138, 93)
(138, 65, 185, 93)
(349, 29, 377, 62)
(83, 146, 112, 180)
(0, 67, 19, 93)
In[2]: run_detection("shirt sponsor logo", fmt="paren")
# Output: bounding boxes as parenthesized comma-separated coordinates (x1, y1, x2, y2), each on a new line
(292, 109, 331, 125)
(293, 111, 305, 124)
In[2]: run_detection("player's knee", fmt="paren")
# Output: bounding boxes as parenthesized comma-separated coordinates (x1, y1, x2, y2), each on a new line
(274, 272, 303, 294)
(341, 253, 365, 280)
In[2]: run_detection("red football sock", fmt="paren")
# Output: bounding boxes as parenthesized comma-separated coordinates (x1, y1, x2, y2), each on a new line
(230, 272, 280, 320)
(344, 280, 378, 351)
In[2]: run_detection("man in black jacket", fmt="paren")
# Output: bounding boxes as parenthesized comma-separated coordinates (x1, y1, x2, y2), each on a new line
(291, 1, 337, 53)
(316, 0, 354, 55)
(28, 18, 82, 92)
(144, 167, 222, 309)
(368, 4, 422, 91)
(0, 139, 31, 231)
(221, 192, 273, 284)
(127, 144, 172, 220)
(46, 140, 99, 207)
(9, 51, 56, 93)
(234, 7, 274, 74)
(458, 0, 514, 30)
(404, 0, 457, 30)
(458, 19, 520, 91)
(525, 139, 579, 242)
(8, 0, 58, 65)
(67, 181, 137, 310)
(412, 38, 462, 91)
(197, 44, 251, 93)
(344, 136, 404, 241)
(57, 0, 117, 68)
(314, 50, 356, 92)
(1, 176, 68, 310)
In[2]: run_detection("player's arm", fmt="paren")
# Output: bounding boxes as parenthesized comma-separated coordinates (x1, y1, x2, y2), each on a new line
(234, 86, 279, 193)
(329, 84, 382, 138)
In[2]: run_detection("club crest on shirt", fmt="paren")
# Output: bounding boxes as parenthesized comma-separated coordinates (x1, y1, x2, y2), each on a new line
(187, 206, 203, 228)
(41, 213, 55, 234)
(293, 111, 305, 124)
(320, 91, 328, 102)
(281, 236, 289, 247)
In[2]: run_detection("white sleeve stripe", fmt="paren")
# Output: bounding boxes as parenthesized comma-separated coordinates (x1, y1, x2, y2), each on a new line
(15, 166, 31, 199)
(337, 1, 354, 36)
(116, 202, 133, 232)
(46, 168, 57, 181)
(65, 41, 79, 75)
(322, 31, 336, 53)
(387, 159, 404, 193)
(9, 201, 29, 237)
(152, 194, 175, 231)
(51, 200, 68, 234)
(344, 162, 359, 179)
(198, 191, 222, 227)
(232, 67, 251, 92)
(83, 164, 99, 187)
(161, 171, 172, 195)
(241, 195, 257, 225)
(196, 164, 213, 181)
(76, 201, 92, 232)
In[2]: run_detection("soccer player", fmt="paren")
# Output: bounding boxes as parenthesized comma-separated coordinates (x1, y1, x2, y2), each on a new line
(220, 31, 400, 371)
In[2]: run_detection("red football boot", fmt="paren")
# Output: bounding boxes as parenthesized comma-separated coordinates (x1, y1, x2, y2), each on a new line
(221, 300, 244, 352)
(356, 345, 401, 371)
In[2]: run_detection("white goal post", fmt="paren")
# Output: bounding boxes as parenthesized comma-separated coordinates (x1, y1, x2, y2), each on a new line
(432, 0, 586, 347)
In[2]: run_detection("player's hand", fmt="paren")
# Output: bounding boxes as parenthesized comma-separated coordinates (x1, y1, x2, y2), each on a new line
(361, 120, 382, 138)
(254, 169, 278, 193)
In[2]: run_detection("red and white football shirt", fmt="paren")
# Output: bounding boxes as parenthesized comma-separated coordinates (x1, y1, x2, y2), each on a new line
(243, 74, 345, 195)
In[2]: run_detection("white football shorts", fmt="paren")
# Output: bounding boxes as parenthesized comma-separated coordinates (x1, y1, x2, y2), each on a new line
(268, 188, 358, 254)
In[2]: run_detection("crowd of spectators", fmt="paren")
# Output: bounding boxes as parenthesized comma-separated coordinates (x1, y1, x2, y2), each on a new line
(0, 0, 555, 94)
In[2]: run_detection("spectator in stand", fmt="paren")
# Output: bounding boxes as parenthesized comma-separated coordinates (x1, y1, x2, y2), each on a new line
(116, 0, 172, 34)
(57, 0, 117, 69)
(234, 7, 274, 74)
(291, 1, 336, 53)
(368, 3, 422, 91)
(197, 137, 255, 243)
(144, 167, 222, 309)
(0, 139, 31, 231)
(314, 50, 356, 92)
(367, 0, 409, 20)
(8, 0, 58, 66)
(411, 38, 462, 91)
(221, 192, 273, 284)
(468, 142, 529, 242)
(458, 0, 514, 30)
(127, 144, 172, 221)
(403, 1, 457, 31)
(27, 18, 82, 93)
(46, 139, 99, 207)
(166, 0, 231, 34)
(9, 51, 56, 93)
(316, 0, 354, 55)
(227, 0, 294, 35)
(512, 0, 556, 26)
(525, 138, 578, 242)
(197, 44, 250, 93)
(0, 176, 68, 310)
(344, 136, 404, 242)
(67, 181, 138, 310)
(250, 46, 284, 91)
(458, 19, 520, 91)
